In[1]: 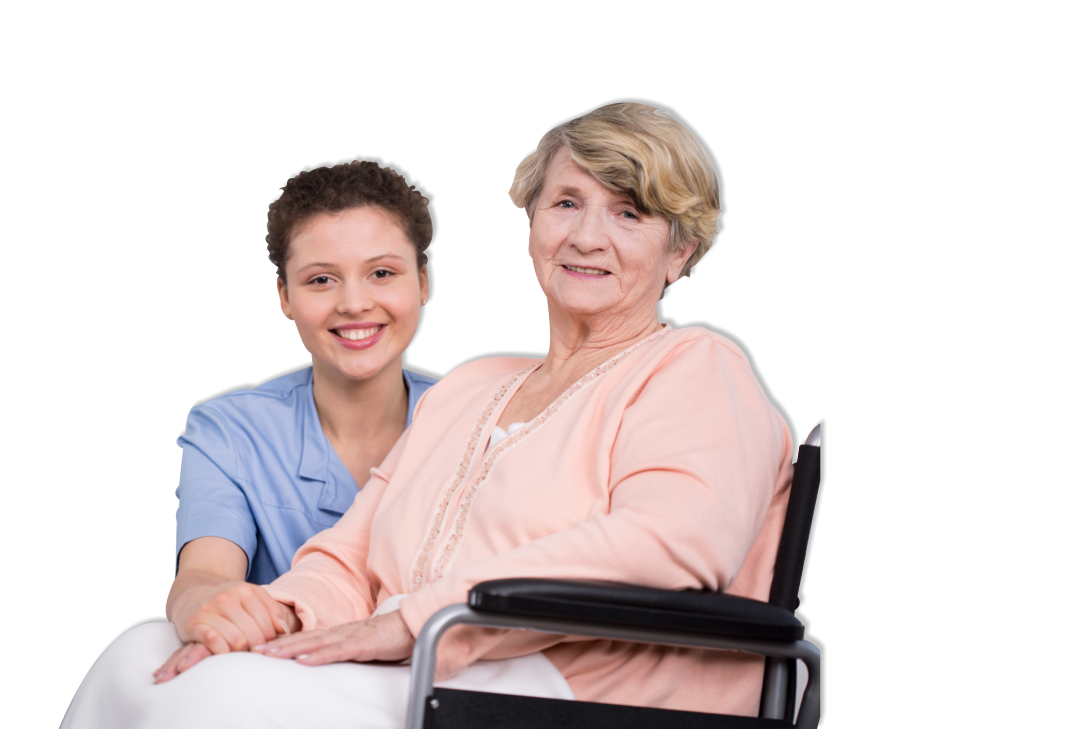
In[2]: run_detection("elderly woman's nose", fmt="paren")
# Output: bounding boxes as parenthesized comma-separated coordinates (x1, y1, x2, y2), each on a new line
(567, 207, 610, 251)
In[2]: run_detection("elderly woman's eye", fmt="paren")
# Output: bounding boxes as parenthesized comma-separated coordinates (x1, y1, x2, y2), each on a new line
(558, 200, 575, 208)
(622, 210, 640, 220)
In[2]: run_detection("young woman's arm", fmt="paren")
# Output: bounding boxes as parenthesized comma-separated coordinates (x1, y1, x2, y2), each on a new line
(154, 538, 300, 684)
(167, 537, 299, 652)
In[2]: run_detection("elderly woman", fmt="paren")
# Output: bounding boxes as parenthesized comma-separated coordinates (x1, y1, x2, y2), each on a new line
(63, 103, 792, 727)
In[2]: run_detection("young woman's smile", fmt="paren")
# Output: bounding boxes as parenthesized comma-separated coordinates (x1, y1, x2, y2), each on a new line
(331, 322, 386, 349)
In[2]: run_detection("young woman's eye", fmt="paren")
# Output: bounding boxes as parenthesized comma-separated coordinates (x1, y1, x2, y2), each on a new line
(310, 275, 332, 285)
(371, 269, 393, 279)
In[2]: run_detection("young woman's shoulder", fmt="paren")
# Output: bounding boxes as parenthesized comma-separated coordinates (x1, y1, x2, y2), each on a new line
(186, 367, 313, 430)
(404, 369, 439, 392)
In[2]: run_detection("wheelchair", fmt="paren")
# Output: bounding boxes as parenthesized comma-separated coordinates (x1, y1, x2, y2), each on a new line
(406, 424, 823, 728)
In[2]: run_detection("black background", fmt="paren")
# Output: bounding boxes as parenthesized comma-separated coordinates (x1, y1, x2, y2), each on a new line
(64, 100, 822, 711)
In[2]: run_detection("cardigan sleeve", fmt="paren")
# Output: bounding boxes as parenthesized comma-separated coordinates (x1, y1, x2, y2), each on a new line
(264, 426, 413, 630)
(399, 334, 793, 677)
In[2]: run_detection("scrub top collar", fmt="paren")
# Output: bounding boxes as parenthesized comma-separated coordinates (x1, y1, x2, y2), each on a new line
(298, 368, 416, 515)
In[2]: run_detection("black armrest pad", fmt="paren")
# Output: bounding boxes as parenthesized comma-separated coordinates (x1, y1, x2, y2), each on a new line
(468, 579, 804, 642)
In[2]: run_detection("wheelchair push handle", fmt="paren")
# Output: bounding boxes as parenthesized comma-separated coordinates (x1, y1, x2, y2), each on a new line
(805, 424, 820, 447)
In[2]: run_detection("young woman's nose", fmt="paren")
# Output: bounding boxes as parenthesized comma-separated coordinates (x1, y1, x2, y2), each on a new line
(335, 280, 374, 315)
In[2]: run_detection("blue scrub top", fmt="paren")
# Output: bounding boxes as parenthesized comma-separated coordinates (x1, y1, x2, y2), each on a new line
(175, 367, 436, 584)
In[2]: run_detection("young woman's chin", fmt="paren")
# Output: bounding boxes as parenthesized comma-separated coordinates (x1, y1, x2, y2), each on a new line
(313, 355, 389, 384)
(310, 339, 408, 384)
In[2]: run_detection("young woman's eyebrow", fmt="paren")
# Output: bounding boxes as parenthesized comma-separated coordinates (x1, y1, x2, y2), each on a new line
(294, 255, 403, 276)
(294, 262, 337, 275)
(365, 254, 404, 264)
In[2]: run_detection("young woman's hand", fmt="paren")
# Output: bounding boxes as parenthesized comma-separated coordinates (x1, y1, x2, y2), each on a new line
(172, 580, 299, 654)
(254, 610, 415, 666)
(154, 583, 301, 684)
(153, 641, 212, 684)
(169, 537, 297, 657)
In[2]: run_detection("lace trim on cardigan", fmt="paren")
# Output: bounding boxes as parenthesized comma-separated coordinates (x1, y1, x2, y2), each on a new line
(409, 364, 538, 591)
(424, 325, 674, 585)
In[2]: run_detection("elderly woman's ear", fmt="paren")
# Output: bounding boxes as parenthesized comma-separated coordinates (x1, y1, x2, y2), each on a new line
(667, 240, 700, 284)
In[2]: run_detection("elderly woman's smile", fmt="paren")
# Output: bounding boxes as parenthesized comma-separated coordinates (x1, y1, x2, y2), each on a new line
(562, 265, 611, 276)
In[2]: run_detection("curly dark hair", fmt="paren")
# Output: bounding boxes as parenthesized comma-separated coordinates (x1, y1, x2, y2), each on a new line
(266, 161, 432, 283)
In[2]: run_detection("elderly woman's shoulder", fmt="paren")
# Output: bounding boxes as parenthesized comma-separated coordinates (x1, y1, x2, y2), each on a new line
(415, 356, 538, 411)
(440, 355, 540, 384)
(665, 326, 755, 369)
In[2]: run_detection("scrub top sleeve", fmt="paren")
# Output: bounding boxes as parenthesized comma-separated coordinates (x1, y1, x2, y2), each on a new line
(175, 404, 258, 576)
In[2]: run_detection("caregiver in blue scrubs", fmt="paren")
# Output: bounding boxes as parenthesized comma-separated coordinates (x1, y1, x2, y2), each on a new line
(165, 161, 437, 659)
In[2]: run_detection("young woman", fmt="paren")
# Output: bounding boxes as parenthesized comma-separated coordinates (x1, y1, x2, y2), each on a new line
(166, 161, 438, 656)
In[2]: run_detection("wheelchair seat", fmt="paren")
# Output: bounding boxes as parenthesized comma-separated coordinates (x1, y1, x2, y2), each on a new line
(407, 424, 824, 728)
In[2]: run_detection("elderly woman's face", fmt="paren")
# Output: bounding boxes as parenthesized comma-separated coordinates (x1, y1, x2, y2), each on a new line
(278, 207, 428, 384)
(529, 150, 693, 325)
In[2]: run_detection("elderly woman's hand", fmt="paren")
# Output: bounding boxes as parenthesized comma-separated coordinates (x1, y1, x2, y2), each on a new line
(254, 610, 415, 666)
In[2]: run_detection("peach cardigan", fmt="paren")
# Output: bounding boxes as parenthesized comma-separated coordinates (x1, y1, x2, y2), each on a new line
(267, 325, 794, 716)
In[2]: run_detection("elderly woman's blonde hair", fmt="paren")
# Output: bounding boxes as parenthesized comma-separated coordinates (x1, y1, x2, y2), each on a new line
(509, 103, 721, 279)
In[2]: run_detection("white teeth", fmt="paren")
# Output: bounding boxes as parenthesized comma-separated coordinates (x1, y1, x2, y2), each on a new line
(337, 326, 382, 341)
(565, 265, 609, 275)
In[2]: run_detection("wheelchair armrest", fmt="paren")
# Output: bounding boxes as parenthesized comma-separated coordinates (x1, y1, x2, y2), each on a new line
(468, 578, 804, 642)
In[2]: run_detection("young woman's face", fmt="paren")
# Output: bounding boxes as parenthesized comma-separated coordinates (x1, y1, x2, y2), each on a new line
(279, 207, 428, 384)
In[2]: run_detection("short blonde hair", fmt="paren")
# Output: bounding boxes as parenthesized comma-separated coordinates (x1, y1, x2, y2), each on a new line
(509, 103, 720, 278)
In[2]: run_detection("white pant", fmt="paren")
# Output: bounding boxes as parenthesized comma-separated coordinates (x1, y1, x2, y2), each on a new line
(61, 622, 574, 728)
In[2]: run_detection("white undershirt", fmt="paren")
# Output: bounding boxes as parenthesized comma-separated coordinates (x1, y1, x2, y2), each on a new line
(488, 422, 526, 450)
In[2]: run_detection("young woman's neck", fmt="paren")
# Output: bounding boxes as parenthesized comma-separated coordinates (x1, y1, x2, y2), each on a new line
(311, 358, 408, 445)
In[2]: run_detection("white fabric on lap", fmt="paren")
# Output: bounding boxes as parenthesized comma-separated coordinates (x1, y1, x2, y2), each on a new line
(61, 621, 573, 728)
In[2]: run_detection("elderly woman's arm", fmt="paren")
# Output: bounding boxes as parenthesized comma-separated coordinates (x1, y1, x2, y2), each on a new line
(262, 424, 415, 627)
(399, 335, 793, 676)
(237, 427, 421, 667)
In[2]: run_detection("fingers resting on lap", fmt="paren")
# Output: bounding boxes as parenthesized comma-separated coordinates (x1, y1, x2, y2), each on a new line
(256, 610, 415, 666)
(153, 609, 413, 683)
(154, 642, 212, 684)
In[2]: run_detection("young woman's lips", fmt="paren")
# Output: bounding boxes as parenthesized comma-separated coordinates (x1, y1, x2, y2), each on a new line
(562, 264, 612, 280)
(332, 326, 387, 351)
